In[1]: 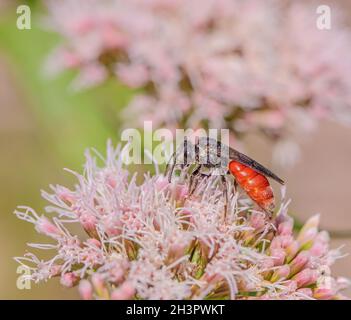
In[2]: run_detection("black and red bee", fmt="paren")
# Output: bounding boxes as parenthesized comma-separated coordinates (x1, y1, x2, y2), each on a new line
(166, 137, 284, 215)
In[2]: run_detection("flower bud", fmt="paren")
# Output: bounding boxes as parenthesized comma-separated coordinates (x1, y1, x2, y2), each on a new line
(103, 215, 123, 237)
(111, 282, 135, 300)
(270, 235, 293, 251)
(280, 235, 294, 248)
(35, 217, 61, 238)
(285, 240, 300, 262)
(102, 25, 128, 50)
(270, 248, 286, 266)
(79, 212, 97, 237)
(62, 51, 81, 69)
(78, 280, 93, 300)
(299, 228, 318, 250)
(106, 174, 117, 188)
(60, 272, 79, 288)
(85, 238, 101, 248)
(57, 187, 76, 205)
(278, 218, 293, 236)
(310, 231, 329, 257)
(289, 251, 310, 276)
(313, 288, 336, 300)
(92, 274, 109, 299)
(297, 214, 319, 247)
(261, 257, 275, 271)
(292, 269, 318, 288)
(270, 236, 283, 250)
(111, 268, 125, 284)
(270, 265, 290, 282)
(49, 265, 62, 277)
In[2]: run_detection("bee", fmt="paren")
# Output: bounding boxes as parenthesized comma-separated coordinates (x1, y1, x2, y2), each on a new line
(166, 137, 284, 215)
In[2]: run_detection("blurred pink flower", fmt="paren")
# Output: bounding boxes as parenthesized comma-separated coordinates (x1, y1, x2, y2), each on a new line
(14, 142, 349, 300)
(43, 0, 351, 166)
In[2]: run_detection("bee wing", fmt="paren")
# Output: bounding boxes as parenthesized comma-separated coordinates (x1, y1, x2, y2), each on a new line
(229, 147, 285, 185)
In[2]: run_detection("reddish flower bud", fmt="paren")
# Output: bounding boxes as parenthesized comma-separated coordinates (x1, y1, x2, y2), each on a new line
(60, 272, 79, 288)
(79, 280, 93, 300)
(289, 251, 310, 276)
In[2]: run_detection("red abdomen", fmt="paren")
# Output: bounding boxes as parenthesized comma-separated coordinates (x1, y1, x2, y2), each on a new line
(229, 161, 275, 213)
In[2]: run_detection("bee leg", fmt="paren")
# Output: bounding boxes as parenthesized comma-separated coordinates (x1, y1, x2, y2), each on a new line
(166, 150, 177, 182)
(166, 147, 187, 183)
(221, 175, 229, 218)
(226, 169, 238, 194)
(233, 179, 238, 194)
(188, 165, 202, 196)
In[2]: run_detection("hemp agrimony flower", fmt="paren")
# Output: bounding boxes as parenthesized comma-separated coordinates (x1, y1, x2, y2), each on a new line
(15, 142, 350, 299)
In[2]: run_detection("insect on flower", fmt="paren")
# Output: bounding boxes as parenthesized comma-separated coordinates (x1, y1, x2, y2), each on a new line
(166, 137, 285, 216)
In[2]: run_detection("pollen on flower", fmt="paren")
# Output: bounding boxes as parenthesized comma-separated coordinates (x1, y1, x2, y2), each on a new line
(14, 142, 350, 300)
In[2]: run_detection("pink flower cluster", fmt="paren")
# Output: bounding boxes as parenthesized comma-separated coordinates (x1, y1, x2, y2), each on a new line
(44, 0, 351, 166)
(15, 142, 349, 299)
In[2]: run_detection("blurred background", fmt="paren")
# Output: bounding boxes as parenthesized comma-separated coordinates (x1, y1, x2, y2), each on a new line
(0, 0, 350, 299)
